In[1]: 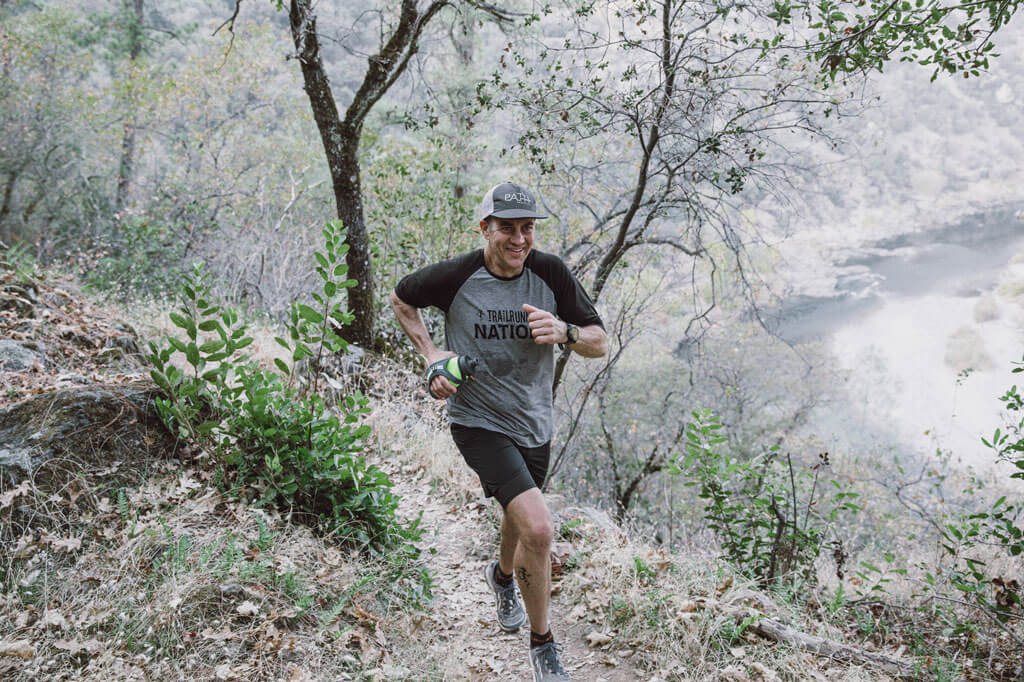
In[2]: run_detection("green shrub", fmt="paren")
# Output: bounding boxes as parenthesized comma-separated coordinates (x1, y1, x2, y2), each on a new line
(147, 221, 411, 548)
(931, 356, 1024, 626)
(84, 217, 187, 297)
(671, 410, 858, 589)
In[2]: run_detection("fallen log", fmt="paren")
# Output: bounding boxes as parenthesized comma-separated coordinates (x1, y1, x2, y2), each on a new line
(749, 612, 913, 676)
(712, 596, 914, 677)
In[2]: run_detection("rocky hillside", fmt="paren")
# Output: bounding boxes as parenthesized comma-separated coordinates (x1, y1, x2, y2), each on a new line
(0, 266, 966, 681)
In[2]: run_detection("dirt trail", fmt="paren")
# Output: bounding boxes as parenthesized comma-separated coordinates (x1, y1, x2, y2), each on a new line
(388, 465, 643, 682)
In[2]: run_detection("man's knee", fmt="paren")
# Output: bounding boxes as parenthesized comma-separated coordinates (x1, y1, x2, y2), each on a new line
(507, 490, 553, 551)
(520, 515, 554, 551)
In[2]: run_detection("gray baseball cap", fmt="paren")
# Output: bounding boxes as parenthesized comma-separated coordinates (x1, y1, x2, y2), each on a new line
(479, 182, 547, 220)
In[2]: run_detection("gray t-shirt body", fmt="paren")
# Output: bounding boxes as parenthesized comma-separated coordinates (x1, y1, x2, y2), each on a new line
(395, 249, 603, 447)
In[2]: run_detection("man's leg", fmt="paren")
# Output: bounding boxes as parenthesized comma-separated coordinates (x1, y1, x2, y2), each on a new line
(503, 488, 553, 635)
(498, 511, 518, 575)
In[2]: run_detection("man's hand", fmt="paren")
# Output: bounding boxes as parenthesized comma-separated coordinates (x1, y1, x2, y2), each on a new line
(523, 303, 567, 345)
(426, 350, 458, 399)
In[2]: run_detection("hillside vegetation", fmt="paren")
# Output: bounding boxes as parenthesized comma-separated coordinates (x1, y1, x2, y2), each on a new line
(2, 250, 1022, 681)
(3, 1, 1024, 679)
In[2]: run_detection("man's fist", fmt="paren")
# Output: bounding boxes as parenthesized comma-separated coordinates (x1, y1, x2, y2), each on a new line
(523, 303, 567, 345)
(426, 350, 457, 399)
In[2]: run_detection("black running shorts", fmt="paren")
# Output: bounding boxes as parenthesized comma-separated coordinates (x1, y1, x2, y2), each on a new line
(450, 424, 550, 508)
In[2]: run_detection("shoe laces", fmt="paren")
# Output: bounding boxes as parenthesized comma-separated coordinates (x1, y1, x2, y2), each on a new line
(535, 642, 567, 675)
(497, 583, 519, 615)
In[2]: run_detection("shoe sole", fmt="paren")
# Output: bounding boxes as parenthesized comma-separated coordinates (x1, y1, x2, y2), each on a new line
(484, 561, 526, 633)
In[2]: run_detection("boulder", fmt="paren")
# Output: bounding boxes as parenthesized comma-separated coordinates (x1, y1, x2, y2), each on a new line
(0, 282, 37, 317)
(0, 381, 174, 486)
(0, 339, 43, 371)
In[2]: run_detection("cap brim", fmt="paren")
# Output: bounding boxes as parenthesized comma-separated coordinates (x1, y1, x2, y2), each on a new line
(488, 209, 547, 219)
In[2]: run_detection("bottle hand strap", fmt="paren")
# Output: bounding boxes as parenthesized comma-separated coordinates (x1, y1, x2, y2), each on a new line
(426, 358, 461, 399)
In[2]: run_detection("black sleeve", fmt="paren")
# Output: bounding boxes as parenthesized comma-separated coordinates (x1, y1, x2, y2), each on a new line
(529, 251, 604, 329)
(393, 250, 483, 313)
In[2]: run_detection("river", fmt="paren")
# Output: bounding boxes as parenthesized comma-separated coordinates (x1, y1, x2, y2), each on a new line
(773, 206, 1024, 469)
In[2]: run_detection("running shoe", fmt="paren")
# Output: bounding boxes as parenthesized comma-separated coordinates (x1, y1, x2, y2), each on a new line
(484, 560, 527, 632)
(529, 641, 571, 681)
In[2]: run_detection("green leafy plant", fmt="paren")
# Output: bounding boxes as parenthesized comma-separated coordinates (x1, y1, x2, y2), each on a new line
(671, 410, 858, 589)
(147, 262, 252, 440)
(921, 356, 1024, 643)
(0, 241, 38, 284)
(84, 217, 186, 296)
(146, 221, 414, 549)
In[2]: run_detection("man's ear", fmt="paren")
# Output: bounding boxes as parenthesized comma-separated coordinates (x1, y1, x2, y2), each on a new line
(479, 219, 489, 237)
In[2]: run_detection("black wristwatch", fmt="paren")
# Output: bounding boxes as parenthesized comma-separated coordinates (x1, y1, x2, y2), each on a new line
(560, 323, 580, 350)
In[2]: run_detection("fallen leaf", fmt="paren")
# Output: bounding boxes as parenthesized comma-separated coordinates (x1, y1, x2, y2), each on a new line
(201, 626, 235, 641)
(52, 639, 104, 656)
(41, 609, 69, 630)
(719, 664, 750, 682)
(676, 599, 699, 612)
(0, 481, 31, 509)
(729, 646, 745, 658)
(749, 661, 779, 681)
(236, 601, 259, 616)
(0, 640, 34, 658)
(50, 536, 82, 552)
(569, 604, 587, 620)
(584, 630, 613, 648)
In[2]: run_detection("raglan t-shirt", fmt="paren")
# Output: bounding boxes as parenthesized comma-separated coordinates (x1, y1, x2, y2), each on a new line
(394, 249, 603, 448)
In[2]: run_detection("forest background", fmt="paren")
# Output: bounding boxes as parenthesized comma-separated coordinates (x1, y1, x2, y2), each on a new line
(2, 0, 1024, 679)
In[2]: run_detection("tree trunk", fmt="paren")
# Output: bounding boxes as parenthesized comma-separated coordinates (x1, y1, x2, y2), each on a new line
(450, 9, 475, 200)
(288, 0, 448, 348)
(0, 171, 18, 245)
(288, 1, 376, 348)
(116, 123, 136, 214)
(115, 0, 144, 214)
(332, 132, 376, 346)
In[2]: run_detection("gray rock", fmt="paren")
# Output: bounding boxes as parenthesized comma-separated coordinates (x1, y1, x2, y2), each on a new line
(106, 335, 141, 357)
(0, 381, 172, 486)
(0, 284, 37, 317)
(341, 343, 366, 374)
(0, 445, 33, 483)
(0, 339, 43, 370)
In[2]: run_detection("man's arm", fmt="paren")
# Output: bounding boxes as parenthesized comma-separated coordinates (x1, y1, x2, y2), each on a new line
(389, 289, 456, 398)
(522, 304, 608, 358)
(571, 324, 609, 358)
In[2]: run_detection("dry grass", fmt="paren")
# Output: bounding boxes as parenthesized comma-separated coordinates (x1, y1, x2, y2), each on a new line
(0, 457, 430, 681)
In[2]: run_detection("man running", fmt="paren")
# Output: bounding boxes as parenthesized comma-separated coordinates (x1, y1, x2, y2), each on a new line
(390, 181, 607, 681)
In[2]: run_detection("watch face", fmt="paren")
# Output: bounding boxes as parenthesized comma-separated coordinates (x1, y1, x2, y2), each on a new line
(568, 325, 580, 343)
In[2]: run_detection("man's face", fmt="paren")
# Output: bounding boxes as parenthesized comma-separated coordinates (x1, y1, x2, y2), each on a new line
(481, 217, 535, 275)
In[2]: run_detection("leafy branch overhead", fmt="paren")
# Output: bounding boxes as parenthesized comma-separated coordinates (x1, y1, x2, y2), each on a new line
(770, 0, 1021, 80)
(485, 0, 843, 390)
